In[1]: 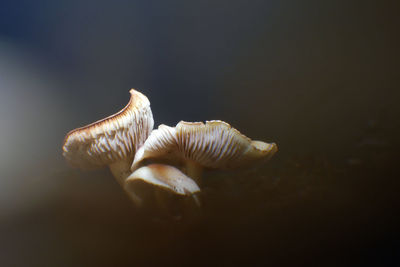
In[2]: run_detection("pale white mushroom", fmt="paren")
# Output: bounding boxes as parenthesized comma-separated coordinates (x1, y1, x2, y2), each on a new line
(124, 163, 201, 205)
(62, 89, 154, 199)
(132, 120, 278, 183)
(62, 89, 201, 205)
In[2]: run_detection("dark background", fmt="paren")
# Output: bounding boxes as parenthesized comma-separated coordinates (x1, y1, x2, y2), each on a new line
(0, 0, 399, 266)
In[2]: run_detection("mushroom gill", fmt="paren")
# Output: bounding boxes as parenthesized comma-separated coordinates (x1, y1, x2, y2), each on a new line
(132, 120, 277, 172)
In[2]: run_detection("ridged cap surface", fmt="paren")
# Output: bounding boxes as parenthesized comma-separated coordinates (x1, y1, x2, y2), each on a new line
(63, 89, 154, 169)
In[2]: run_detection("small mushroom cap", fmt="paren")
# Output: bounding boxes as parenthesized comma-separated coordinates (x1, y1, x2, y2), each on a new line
(132, 120, 277, 170)
(125, 163, 200, 196)
(62, 89, 154, 169)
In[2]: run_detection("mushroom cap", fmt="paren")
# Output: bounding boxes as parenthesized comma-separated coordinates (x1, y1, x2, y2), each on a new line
(132, 120, 277, 171)
(126, 163, 200, 196)
(62, 89, 154, 169)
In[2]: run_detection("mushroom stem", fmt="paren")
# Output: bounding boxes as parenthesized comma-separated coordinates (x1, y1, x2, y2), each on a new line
(109, 160, 133, 186)
(109, 160, 144, 205)
(184, 160, 203, 185)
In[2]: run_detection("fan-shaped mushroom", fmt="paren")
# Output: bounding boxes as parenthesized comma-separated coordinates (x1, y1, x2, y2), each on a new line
(131, 120, 277, 187)
(62, 89, 155, 201)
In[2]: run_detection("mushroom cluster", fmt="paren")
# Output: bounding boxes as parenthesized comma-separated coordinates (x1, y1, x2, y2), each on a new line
(62, 89, 277, 205)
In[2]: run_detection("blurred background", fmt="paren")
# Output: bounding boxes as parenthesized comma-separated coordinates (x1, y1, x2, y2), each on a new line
(0, 0, 399, 266)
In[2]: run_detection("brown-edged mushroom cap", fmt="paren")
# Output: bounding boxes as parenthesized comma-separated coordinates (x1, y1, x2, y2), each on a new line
(132, 120, 277, 171)
(62, 89, 154, 170)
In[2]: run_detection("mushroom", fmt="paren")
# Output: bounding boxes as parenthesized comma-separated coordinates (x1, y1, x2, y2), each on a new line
(131, 120, 278, 192)
(62, 89, 155, 203)
(125, 163, 201, 205)
(62, 90, 277, 207)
